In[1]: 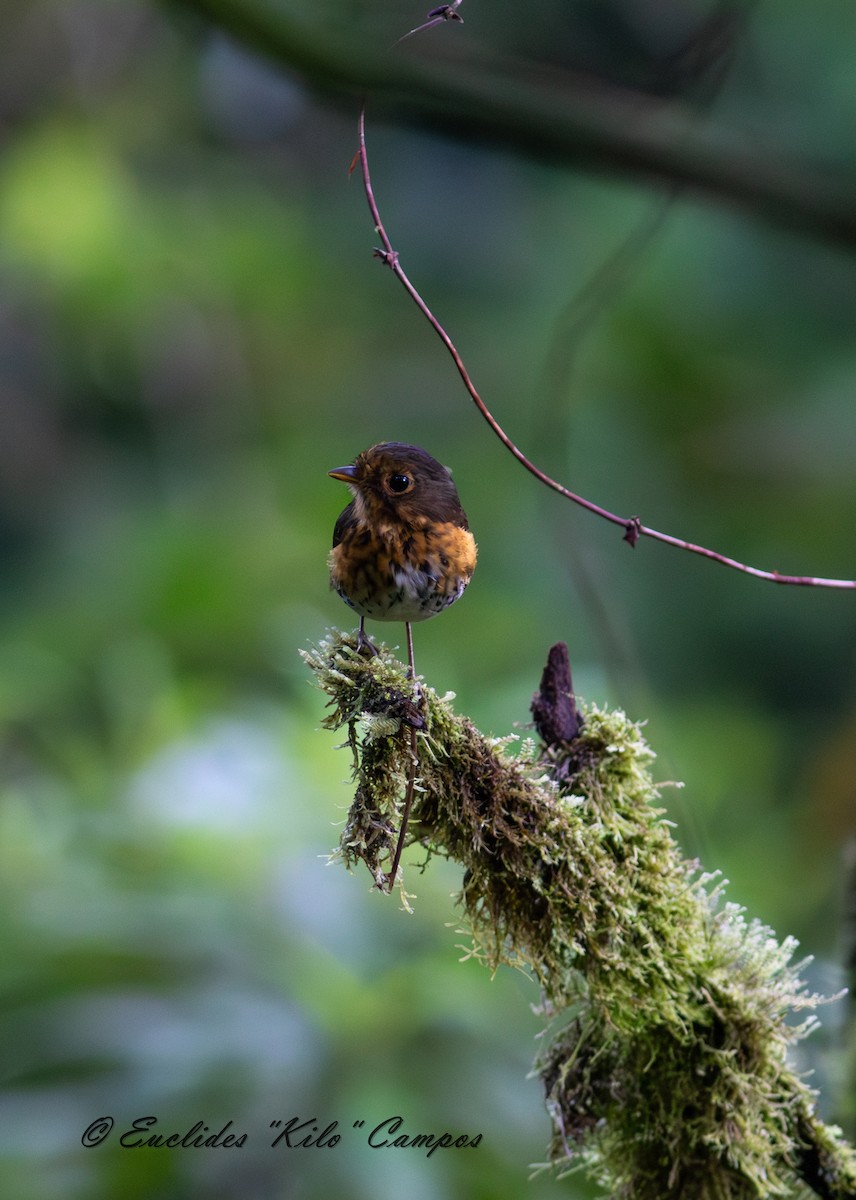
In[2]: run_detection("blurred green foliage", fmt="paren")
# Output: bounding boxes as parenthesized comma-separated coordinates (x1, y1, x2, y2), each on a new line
(1, 2, 855, 1198)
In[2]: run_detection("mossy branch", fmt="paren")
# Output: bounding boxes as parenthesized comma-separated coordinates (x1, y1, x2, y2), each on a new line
(302, 630, 856, 1199)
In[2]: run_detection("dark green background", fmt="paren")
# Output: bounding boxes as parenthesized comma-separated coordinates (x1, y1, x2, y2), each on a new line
(1, 2, 854, 1197)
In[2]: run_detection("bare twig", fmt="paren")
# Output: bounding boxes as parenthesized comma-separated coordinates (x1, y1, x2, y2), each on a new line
(356, 106, 856, 591)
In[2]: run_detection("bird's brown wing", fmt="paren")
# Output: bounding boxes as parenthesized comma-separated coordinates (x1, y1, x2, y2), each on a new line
(332, 502, 357, 549)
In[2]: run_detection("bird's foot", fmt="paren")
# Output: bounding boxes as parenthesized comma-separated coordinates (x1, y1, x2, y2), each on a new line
(355, 626, 379, 658)
(408, 675, 424, 708)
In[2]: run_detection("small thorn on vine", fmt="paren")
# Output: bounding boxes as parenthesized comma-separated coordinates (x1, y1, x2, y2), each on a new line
(428, 4, 463, 21)
(624, 517, 642, 547)
(373, 247, 400, 269)
(395, 1, 465, 44)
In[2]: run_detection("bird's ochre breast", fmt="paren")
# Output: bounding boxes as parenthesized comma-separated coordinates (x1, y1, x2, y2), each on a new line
(329, 518, 476, 624)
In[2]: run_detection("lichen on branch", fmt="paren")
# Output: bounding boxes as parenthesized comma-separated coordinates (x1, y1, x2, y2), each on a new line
(302, 629, 856, 1199)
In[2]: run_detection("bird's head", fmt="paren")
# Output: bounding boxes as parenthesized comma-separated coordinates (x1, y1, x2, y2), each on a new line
(328, 442, 468, 528)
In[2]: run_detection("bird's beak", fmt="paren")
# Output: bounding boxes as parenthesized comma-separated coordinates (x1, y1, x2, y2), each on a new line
(328, 464, 360, 483)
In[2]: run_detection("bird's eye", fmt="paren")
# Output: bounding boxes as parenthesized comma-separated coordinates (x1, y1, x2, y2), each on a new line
(386, 473, 412, 495)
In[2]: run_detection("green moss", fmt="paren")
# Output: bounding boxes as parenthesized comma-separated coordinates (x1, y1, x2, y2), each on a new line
(302, 630, 856, 1199)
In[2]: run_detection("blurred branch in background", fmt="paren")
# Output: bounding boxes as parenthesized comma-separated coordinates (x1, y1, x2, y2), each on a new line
(167, 0, 856, 251)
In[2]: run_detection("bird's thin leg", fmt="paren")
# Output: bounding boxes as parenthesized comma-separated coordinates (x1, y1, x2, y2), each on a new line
(403, 619, 424, 704)
(356, 616, 378, 657)
(405, 621, 415, 679)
